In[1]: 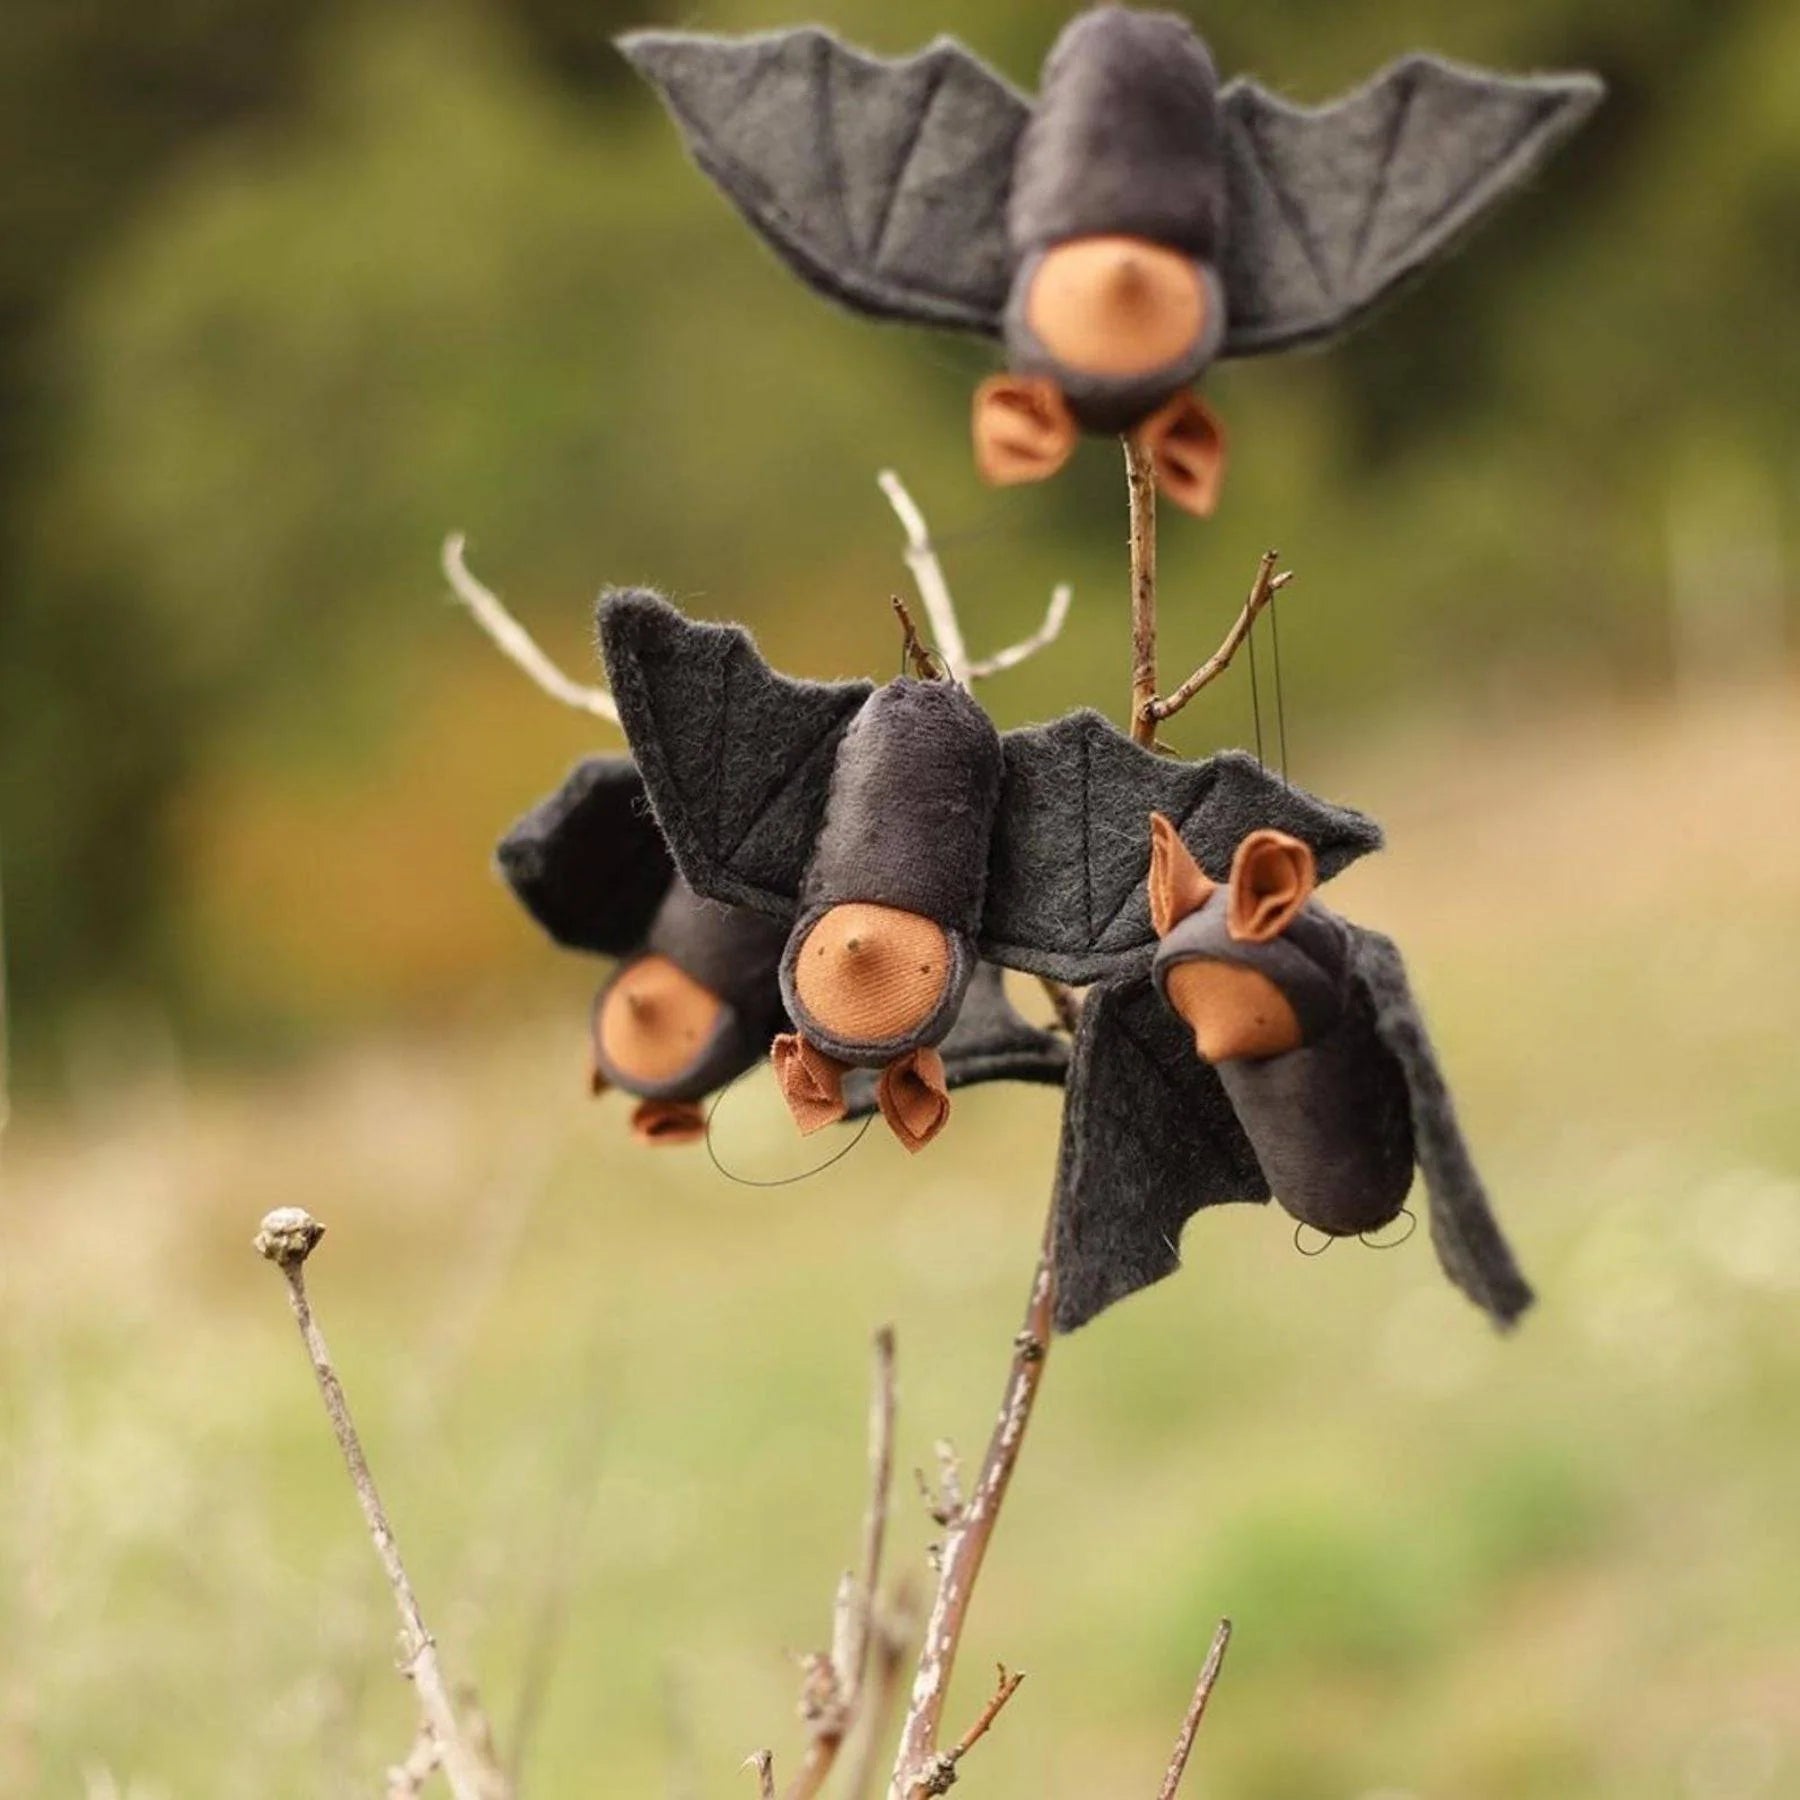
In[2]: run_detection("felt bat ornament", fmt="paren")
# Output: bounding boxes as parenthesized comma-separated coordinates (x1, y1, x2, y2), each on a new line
(1051, 816, 1532, 1332)
(619, 7, 1602, 515)
(596, 589, 1383, 1152)
(499, 756, 1068, 1144)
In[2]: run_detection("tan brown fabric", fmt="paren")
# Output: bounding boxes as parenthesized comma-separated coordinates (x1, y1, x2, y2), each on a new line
(971, 373, 1079, 486)
(790, 903, 954, 1042)
(1225, 830, 1317, 943)
(1163, 959, 1304, 1062)
(629, 1098, 708, 1146)
(876, 1046, 951, 1154)
(1024, 235, 1207, 376)
(772, 1032, 851, 1136)
(595, 954, 726, 1085)
(1133, 390, 1228, 518)
(1148, 810, 1218, 935)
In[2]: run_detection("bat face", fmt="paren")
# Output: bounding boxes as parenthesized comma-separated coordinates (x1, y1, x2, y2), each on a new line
(593, 953, 726, 1089)
(789, 903, 955, 1046)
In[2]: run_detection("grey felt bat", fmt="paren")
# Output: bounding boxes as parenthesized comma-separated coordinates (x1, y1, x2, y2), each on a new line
(596, 589, 1381, 1149)
(619, 7, 1602, 508)
(498, 755, 1068, 1131)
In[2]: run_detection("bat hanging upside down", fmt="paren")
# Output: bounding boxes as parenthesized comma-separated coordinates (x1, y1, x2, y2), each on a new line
(620, 6, 1602, 514)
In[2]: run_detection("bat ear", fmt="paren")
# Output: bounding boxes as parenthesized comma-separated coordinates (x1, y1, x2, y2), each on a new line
(1226, 829, 1317, 943)
(1149, 811, 1217, 936)
(972, 375, 1080, 487)
(1135, 391, 1228, 518)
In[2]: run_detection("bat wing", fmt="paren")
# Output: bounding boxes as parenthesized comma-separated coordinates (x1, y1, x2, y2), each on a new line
(1350, 927, 1534, 1327)
(496, 756, 672, 956)
(599, 590, 874, 923)
(1053, 972, 1269, 1333)
(843, 962, 1068, 1119)
(983, 712, 1383, 985)
(619, 27, 1029, 335)
(1217, 56, 1603, 357)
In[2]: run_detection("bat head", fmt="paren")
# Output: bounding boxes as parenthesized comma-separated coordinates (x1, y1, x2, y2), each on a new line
(1149, 818, 1336, 1062)
(975, 6, 1231, 514)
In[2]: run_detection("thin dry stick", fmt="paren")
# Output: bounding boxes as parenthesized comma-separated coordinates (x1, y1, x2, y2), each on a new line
(385, 1723, 439, 1800)
(1145, 552, 1291, 727)
(1125, 438, 1160, 748)
(877, 470, 1072, 689)
(843, 1582, 921, 1800)
(890, 596, 944, 682)
(780, 1327, 899, 1800)
(441, 532, 619, 724)
(888, 1231, 1054, 1800)
(1155, 1620, 1234, 1800)
(746, 1750, 778, 1800)
(253, 1208, 503, 1800)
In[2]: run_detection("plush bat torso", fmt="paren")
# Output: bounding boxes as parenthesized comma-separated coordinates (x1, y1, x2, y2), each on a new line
(597, 588, 1383, 1150)
(621, 6, 1602, 513)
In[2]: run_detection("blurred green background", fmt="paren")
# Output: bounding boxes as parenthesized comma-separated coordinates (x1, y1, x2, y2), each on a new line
(1, 1, 1797, 1796)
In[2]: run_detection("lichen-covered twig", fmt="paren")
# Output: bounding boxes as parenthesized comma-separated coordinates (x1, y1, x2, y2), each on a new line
(253, 1208, 507, 1800)
(1144, 552, 1291, 729)
(1125, 439, 1161, 748)
(877, 471, 1072, 690)
(1155, 1620, 1233, 1800)
(441, 532, 619, 724)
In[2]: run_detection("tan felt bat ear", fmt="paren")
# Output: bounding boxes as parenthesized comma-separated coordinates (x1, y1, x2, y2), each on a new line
(1135, 391, 1228, 519)
(629, 1098, 707, 1146)
(1226, 829, 1318, 943)
(1148, 811, 1217, 936)
(972, 374, 1079, 487)
(772, 1032, 849, 1137)
(876, 1046, 950, 1154)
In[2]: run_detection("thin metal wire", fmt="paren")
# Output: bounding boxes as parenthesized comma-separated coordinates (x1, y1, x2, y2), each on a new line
(1245, 601, 1265, 767)
(1293, 1220, 1334, 1258)
(1359, 1208, 1418, 1251)
(1268, 582, 1290, 783)
(704, 1068, 876, 1188)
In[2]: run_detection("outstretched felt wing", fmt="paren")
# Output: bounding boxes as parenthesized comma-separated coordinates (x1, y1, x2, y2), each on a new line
(619, 26, 1029, 335)
(1052, 971, 1269, 1333)
(982, 712, 1383, 985)
(1217, 55, 1603, 357)
(599, 590, 874, 924)
(1350, 928, 1534, 1327)
(843, 962, 1069, 1120)
(496, 756, 672, 957)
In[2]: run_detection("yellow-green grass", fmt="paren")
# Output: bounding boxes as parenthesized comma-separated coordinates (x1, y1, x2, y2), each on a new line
(4, 683, 1798, 1799)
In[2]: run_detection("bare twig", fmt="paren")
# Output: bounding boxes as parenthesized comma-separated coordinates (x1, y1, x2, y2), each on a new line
(441, 532, 619, 724)
(890, 596, 944, 682)
(385, 1722, 439, 1799)
(1144, 552, 1292, 727)
(780, 1328, 899, 1800)
(1155, 1620, 1234, 1800)
(843, 1581, 921, 1800)
(746, 1750, 778, 1800)
(253, 1208, 505, 1800)
(966, 585, 1073, 681)
(1035, 976, 1082, 1037)
(877, 470, 1072, 689)
(908, 1665, 1027, 1799)
(889, 1229, 1055, 1800)
(1125, 438, 1160, 747)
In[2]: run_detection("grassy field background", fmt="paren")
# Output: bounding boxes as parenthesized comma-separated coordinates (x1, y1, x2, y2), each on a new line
(4, 677, 1796, 1800)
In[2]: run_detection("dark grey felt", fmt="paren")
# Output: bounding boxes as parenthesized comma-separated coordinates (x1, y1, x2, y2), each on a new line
(1216, 972, 1417, 1240)
(843, 961, 1069, 1118)
(983, 715, 1383, 985)
(1217, 56, 1604, 357)
(1052, 970, 1269, 1334)
(802, 679, 1004, 934)
(599, 590, 874, 923)
(618, 26, 1027, 335)
(496, 756, 672, 956)
(1009, 7, 1223, 261)
(1350, 926, 1534, 1327)
(645, 877, 789, 1020)
(779, 913, 977, 1066)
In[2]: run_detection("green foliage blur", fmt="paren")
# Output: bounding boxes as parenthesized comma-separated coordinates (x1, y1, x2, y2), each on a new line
(1, 0, 1795, 1068)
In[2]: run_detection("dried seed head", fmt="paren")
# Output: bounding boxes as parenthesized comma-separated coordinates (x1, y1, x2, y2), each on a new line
(254, 1207, 325, 1268)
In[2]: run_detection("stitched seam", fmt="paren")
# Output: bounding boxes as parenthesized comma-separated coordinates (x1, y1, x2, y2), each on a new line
(1351, 63, 1416, 284)
(870, 51, 950, 270)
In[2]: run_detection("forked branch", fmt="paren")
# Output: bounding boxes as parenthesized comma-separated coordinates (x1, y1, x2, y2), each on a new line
(441, 533, 619, 724)
(1143, 551, 1292, 729)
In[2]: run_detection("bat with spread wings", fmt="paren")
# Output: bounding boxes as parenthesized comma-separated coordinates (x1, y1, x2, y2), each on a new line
(620, 6, 1602, 515)
(498, 754, 1069, 1144)
(597, 588, 1382, 1151)
(1052, 817, 1533, 1333)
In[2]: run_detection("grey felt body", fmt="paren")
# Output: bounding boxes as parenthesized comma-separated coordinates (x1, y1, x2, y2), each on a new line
(1053, 970, 1269, 1333)
(842, 961, 1069, 1117)
(600, 591, 1383, 988)
(621, 12, 1601, 387)
(645, 878, 789, 1017)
